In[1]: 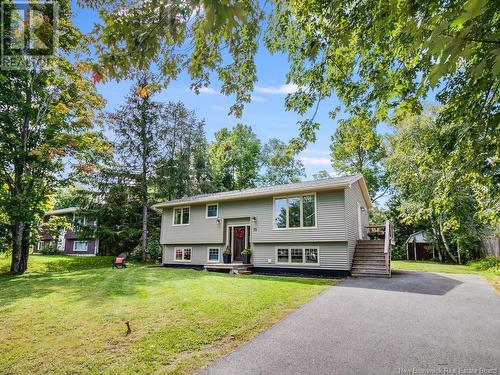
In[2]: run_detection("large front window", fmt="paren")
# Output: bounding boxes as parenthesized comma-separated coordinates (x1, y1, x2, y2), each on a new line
(173, 207, 190, 225)
(273, 194, 316, 229)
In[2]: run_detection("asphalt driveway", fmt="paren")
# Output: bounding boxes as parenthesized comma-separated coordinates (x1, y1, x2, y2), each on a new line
(199, 271, 500, 375)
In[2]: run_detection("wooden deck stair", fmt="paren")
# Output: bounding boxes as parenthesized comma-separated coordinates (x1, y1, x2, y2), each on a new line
(351, 240, 391, 278)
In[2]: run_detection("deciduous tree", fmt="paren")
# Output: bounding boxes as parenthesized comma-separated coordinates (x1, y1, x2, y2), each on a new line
(330, 110, 386, 199)
(260, 138, 305, 186)
(0, 0, 109, 273)
(209, 124, 261, 191)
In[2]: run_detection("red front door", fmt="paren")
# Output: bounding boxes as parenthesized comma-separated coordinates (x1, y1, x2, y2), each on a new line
(232, 226, 246, 262)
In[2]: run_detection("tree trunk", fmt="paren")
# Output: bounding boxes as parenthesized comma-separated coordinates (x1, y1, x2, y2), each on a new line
(438, 221, 458, 263)
(140, 93, 148, 263)
(10, 221, 30, 273)
(457, 241, 461, 265)
(429, 217, 443, 262)
(141, 198, 148, 262)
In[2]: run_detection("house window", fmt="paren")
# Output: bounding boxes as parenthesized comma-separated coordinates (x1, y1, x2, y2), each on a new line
(207, 247, 220, 262)
(273, 194, 316, 229)
(173, 207, 190, 225)
(206, 203, 218, 218)
(305, 248, 318, 263)
(174, 247, 191, 262)
(74, 241, 88, 252)
(276, 247, 319, 264)
(74, 215, 86, 227)
(290, 248, 303, 263)
(37, 241, 43, 251)
(277, 248, 289, 263)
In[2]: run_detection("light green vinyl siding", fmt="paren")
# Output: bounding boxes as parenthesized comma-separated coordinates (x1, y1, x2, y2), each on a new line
(344, 181, 370, 268)
(160, 189, 346, 245)
(163, 242, 349, 270)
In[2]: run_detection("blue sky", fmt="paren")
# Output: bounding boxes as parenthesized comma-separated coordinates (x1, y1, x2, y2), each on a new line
(73, 5, 392, 180)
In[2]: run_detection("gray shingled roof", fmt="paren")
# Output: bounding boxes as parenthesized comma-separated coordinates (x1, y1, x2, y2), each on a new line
(152, 174, 372, 209)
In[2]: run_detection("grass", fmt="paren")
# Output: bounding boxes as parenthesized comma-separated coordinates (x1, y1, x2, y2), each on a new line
(0, 253, 116, 273)
(392, 260, 500, 292)
(0, 254, 335, 374)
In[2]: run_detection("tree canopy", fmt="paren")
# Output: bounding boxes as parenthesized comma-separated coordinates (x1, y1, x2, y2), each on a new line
(0, 0, 110, 273)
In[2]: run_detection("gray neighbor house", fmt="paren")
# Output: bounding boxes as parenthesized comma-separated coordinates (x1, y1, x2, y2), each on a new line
(153, 175, 393, 277)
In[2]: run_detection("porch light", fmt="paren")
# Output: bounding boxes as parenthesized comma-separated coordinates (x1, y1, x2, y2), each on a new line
(251, 216, 257, 223)
(360, 207, 366, 212)
(216, 218, 221, 225)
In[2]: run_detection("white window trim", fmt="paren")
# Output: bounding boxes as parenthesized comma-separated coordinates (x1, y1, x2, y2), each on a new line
(206, 247, 221, 263)
(73, 240, 88, 252)
(37, 241, 43, 251)
(172, 206, 191, 226)
(205, 203, 219, 219)
(272, 192, 317, 230)
(174, 247, 192, 262)
(274, 246, 320, 265)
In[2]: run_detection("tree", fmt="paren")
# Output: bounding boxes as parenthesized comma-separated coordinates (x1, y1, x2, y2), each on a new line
(40, 216, 72, 253)
(265, 0, 499, 222)
(385, 108, 485, 263)
(330, 111, 386, 199)
(88, 0, 263, 117)
(260, 138, 305, 186)
(209, 124, 261, 191)
(109, 75, 163, 262)
(0, 0, 109, 273)
(152, 102, 212, 201)
(313, 170, 331, 180)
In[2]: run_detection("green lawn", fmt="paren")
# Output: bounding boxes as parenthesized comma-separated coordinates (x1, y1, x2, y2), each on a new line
(392, 260, 500, 292)
(0, 254, 335, 374)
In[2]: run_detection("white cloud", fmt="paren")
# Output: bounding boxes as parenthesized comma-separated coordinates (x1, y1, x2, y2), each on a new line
(255, 83, 300, 95)
(300, 156, 331, 166)
(251, 95, 267, 102)
(198, 86, 218, 94)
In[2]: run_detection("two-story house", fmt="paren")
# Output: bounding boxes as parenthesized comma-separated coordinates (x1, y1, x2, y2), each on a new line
(33, 207, 99, 256)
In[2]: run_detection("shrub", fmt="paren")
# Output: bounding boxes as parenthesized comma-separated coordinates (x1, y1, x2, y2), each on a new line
(40, 242, 63, 255)
(391, 245, 407, 260)
(468, 257, 500, 272)
(129, 238, 162, 263)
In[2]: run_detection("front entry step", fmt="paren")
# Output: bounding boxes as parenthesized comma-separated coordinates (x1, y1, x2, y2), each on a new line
(204, 263, 253, 274)
(351, 239, 391, 278)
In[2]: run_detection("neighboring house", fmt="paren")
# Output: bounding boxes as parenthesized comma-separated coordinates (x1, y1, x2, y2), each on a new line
(33, 207, 99, 256)
(153, 175, 375, 276)
(405, 230, 433, 260)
